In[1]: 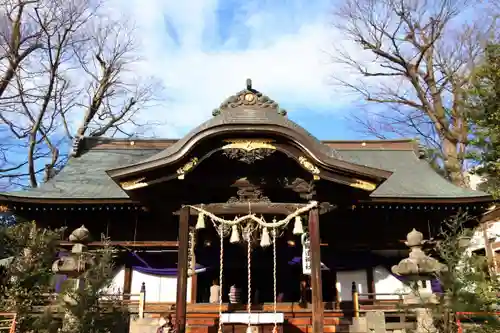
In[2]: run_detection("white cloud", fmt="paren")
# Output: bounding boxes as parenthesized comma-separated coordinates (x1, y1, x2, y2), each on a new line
(105, 0, 372, 137)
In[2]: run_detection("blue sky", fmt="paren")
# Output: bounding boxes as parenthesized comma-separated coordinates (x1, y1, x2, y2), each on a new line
(108, 0, 373, 140)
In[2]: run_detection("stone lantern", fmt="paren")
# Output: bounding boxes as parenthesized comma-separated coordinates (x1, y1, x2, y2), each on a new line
(53, 225, 93, 277)
(392, 228, 445, 333)
(52, 225, 94, 331)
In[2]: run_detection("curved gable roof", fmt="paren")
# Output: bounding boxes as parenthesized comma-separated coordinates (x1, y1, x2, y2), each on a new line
(0, 139, 491, 203)
(107, 82, 391, 181)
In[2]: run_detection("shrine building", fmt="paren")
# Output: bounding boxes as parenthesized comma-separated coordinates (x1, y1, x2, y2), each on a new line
(0, 80, 494, 333)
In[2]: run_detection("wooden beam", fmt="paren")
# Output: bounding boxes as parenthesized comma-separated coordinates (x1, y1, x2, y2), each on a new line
(58, 240, 179, 247)
(175, 206, 190, 333)
(308, 207, 324, 333)
(173, 202, 334, 216)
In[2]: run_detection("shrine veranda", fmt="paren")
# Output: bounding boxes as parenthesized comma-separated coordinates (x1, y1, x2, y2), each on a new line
(0, 80, 494, 333)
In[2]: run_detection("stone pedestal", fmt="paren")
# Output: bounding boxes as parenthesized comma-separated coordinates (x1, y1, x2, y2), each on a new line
(129, 317, 164, 333)
(348, 311, 386, 333)
(415, 308, 436, 333)
(349, 316, 367, 333)
(366, 311, 386, 333)
(403, 291, 438, 333)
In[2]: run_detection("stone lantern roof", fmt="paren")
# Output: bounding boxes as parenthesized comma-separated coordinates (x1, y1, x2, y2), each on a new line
(392, 228, 445, 280)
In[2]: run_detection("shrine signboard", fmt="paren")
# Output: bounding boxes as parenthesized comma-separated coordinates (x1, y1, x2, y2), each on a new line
(302, 233, 311, 275)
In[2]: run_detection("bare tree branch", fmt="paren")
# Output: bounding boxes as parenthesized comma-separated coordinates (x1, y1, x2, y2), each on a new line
(0, 0, 165, 189)
(332, 0, 497, 186)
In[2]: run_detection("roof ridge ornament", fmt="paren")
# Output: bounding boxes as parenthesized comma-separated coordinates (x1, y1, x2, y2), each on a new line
(70, 135, 84, 157)
(212, 78, 287, 116)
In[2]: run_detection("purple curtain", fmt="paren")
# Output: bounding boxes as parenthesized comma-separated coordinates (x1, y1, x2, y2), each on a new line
(388, 268, 443, 293)
(129, 252, 207, 276)
(133, 264, 205, 276)
(288, 256, 329, 270)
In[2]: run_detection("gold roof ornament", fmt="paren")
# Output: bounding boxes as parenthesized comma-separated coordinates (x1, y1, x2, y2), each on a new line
(120, 177, 148, 190)
(222, 139, 276, 151)
(212, 78, 287, 116)
(177, 157, 199, 180)
(298, 156, 320, 180)
(350, 179, 376, 191)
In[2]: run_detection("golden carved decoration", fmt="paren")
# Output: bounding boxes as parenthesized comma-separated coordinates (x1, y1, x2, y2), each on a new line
(244, 93, 255, 102)
(120, 177, 148, 190)
(222, 139, 276, 164)
(298, 156, 320, 180)
(177, 157, 199, 180)
(222, 139, 276, 151)
(350, 179, 377, 191)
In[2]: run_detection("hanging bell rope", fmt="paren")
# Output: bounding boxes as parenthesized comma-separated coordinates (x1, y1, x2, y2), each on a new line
(218, 224, 224, 333)
(246, 229, 252, 333)
(191, 201, 319, 333)
(272, 227, 278, 333)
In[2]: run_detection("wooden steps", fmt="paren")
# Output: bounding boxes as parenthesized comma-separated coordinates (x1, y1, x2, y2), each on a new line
(0, 313, 16, 333)
(182, 313, 352, 333)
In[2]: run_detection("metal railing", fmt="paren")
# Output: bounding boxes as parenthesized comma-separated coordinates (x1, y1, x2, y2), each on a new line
(456, 312, 500, 333)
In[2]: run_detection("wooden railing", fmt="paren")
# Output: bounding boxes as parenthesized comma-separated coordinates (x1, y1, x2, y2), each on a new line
(0, 313, 16, 333)
(351, 281, 407, 314)
(37, 282, 146, 316)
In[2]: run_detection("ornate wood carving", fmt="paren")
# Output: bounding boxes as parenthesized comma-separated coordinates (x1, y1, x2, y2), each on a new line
(221, 139, 276, 164)
(177, 157, 198, 180)
(282, 177, 316, 200)
(227, 177, 270, 203)
(298, 156, 320, 180)
(318, 202, 336, 214)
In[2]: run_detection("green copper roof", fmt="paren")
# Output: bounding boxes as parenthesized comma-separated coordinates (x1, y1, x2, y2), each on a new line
(0, 142, 490, 201)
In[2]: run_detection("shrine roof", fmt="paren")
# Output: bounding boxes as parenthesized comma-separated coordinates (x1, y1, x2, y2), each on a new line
(0, 137, 491, 204)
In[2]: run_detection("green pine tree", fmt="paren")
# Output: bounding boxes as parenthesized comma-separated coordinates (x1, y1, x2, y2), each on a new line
(0, 222, 129, 333)
(56, 237, 129, 333)
(429, 213, 500, 333)
(468, 43, 500, 197)
(0, 221, 63, 333)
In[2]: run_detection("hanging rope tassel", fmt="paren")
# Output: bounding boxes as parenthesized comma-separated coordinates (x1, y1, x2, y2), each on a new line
(293, 215, 304, 235)
(230, 224, 240, 244)
(260, 227, 271, 248)
(195, 212, 205, 230)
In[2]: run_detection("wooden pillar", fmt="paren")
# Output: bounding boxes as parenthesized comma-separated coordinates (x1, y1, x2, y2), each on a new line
(191, 272, 198, 303)
(175, 206, 190, 333)
(123, 264, 132, 300)
(308, 207, 324, 333)
(366, 267, 374, 300)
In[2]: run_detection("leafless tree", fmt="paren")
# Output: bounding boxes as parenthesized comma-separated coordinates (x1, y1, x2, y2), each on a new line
(331, 0, 498, 186)
(0, 0, 164, 189)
